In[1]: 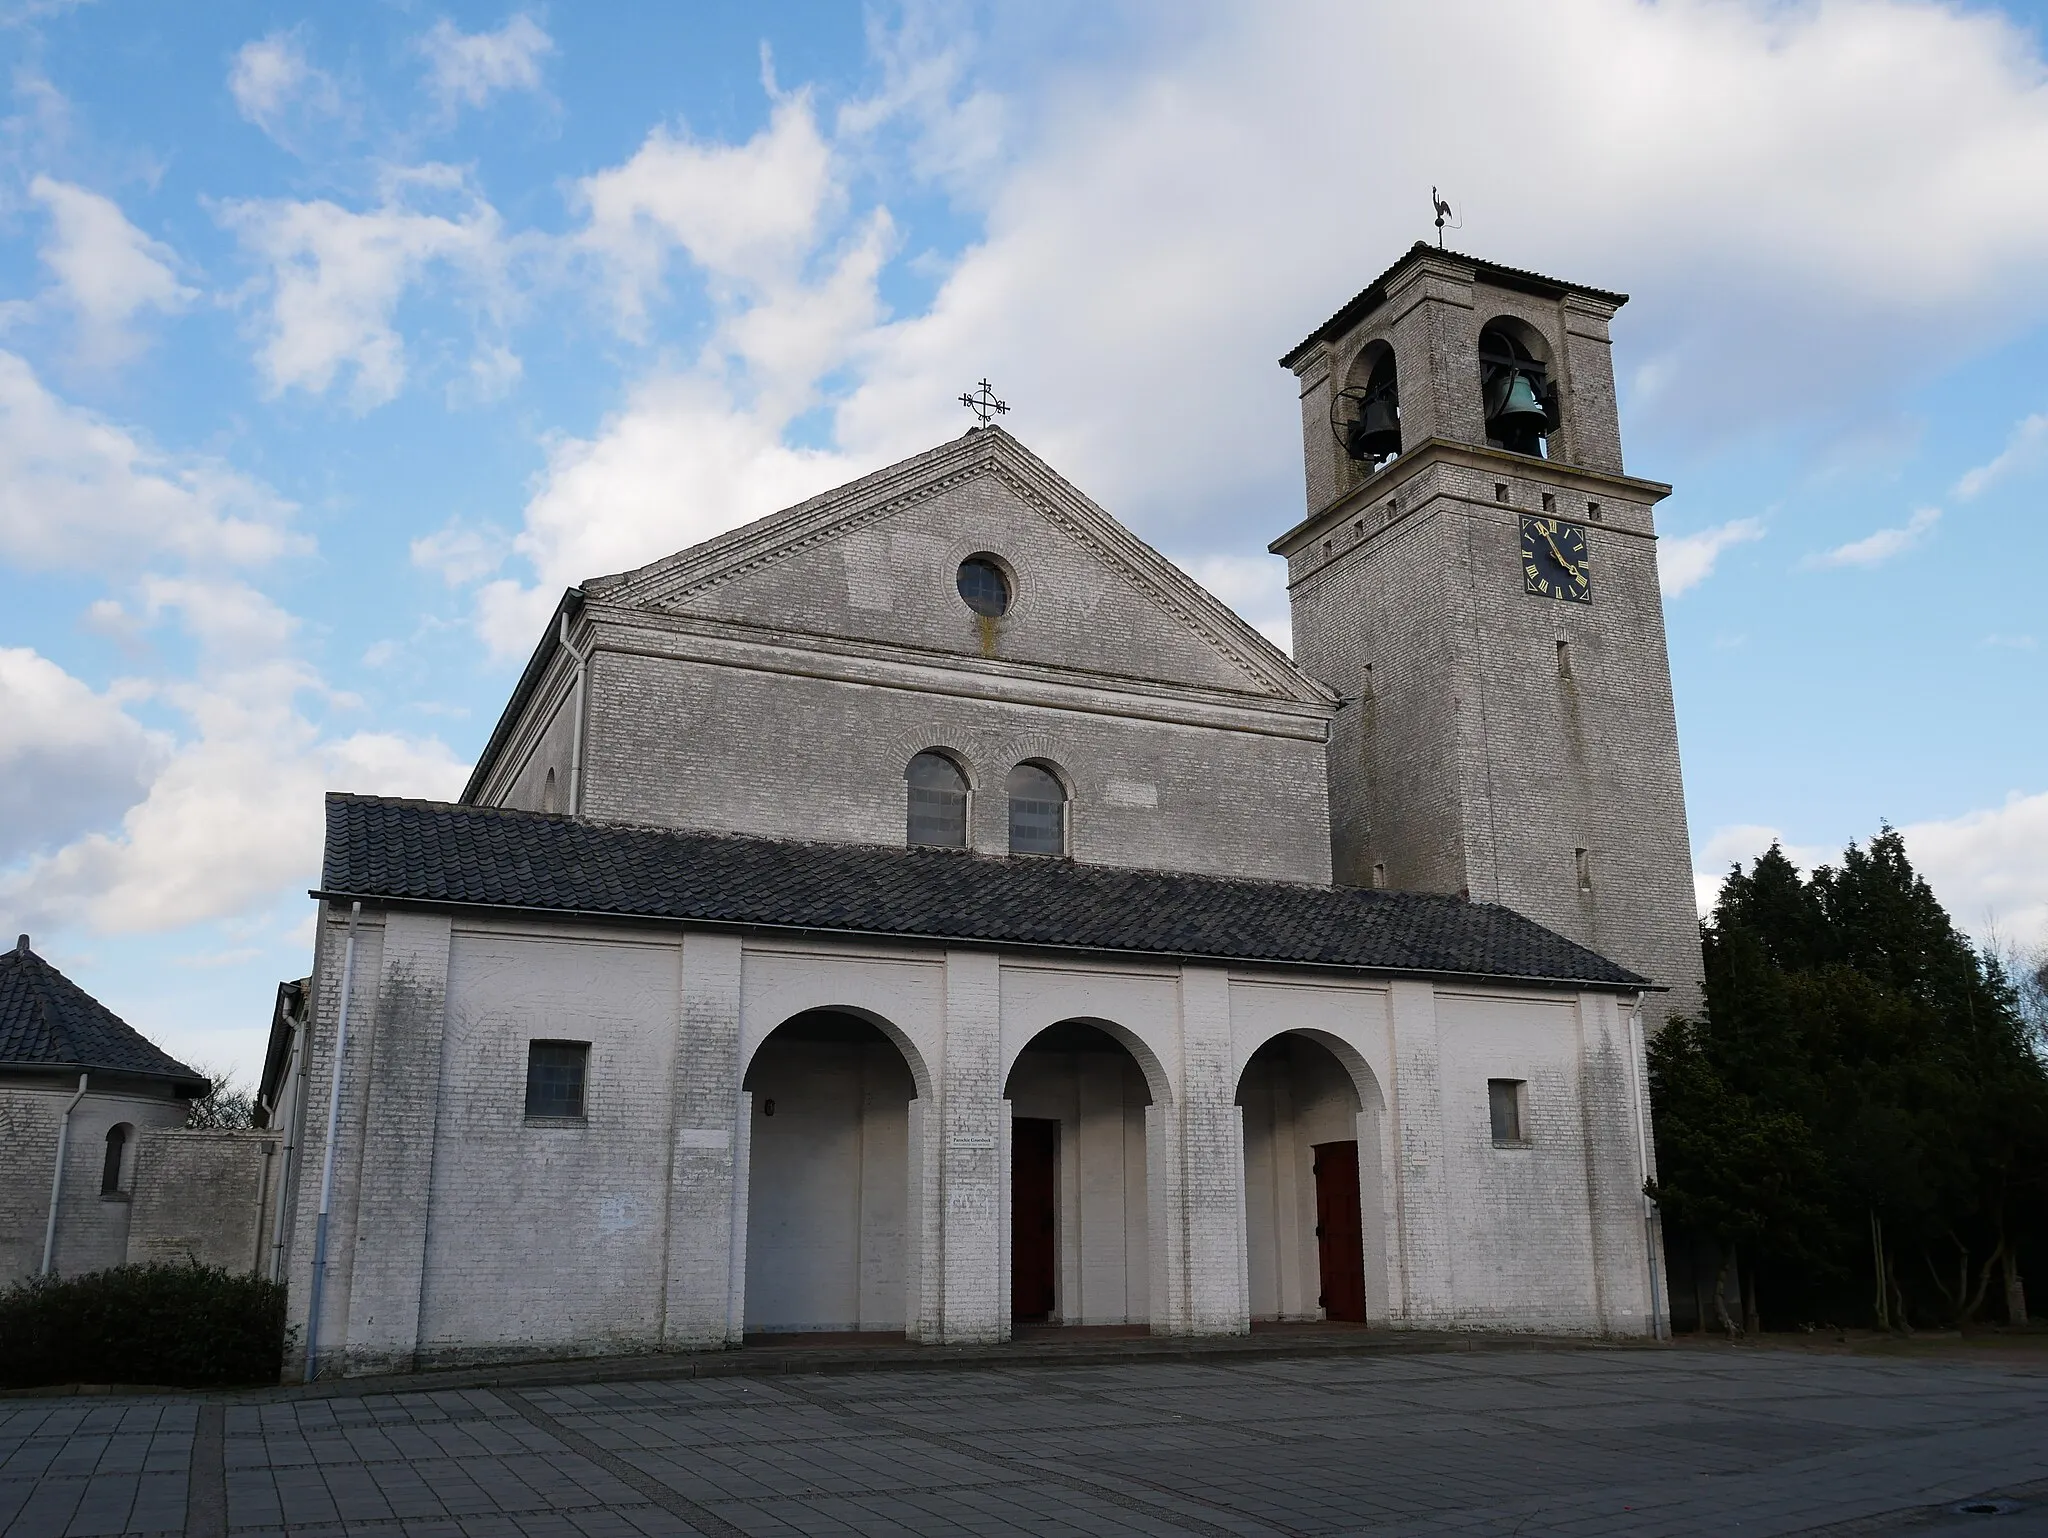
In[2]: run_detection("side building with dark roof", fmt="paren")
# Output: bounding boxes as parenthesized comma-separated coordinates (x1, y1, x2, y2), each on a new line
(275, 244, 1691, 1380)
(2, 935, 292, 1286)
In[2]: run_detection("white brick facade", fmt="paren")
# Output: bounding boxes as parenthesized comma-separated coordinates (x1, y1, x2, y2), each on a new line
(284, 910, 1664, 1377)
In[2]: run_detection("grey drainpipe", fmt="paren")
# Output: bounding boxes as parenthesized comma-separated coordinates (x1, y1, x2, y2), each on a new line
(40, 1072, 89, 1275)
(1628, 999, 1667, 1340)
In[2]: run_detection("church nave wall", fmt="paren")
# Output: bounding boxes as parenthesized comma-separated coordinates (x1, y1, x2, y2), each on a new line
(578, 646, 1332, 884)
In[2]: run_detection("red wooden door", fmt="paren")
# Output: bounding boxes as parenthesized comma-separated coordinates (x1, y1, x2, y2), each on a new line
(1313, 1140, 1368, 1323)
(1012, 1118, 1059, 1322)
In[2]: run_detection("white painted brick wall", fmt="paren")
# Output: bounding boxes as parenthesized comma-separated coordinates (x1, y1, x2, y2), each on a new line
(282, 918, 1661, 1378)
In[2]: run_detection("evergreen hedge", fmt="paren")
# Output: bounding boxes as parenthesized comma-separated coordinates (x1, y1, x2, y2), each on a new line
(0, 1263, 287, 1389)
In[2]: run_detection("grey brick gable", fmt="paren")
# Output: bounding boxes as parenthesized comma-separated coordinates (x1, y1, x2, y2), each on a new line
(0, 938, 207, 1089)
(320, 793, 1649, 991)
(588, 426, 1326, 703)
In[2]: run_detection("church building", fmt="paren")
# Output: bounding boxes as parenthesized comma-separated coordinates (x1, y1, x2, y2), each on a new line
(272, 244, 1700, 1378)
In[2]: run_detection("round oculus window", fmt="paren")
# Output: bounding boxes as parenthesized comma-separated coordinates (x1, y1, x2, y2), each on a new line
(956, 557, 1011, 618)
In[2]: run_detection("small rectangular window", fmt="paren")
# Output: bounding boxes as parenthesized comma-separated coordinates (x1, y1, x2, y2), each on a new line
(1371, 861, 1388, 889)
(1494, 482, 1509, 503)
(1575, 847, 1593, 893)
(1489, 1079, 1527, 1145)
(1587, 501, 1603, 521)
(1556, 638, 1572, 677)
(526, 1041, 589, 1119)
(1541, 492, 1556, 513)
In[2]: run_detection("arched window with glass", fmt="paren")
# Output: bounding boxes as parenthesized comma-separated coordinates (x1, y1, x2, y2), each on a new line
(101, 1123, 130, 1195)
(1007, 762, 1067, 856)
(906, 751, 969, 848)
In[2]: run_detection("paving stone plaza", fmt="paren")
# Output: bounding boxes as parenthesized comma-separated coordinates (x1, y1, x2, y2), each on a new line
(3, 1344, 2045, 1538)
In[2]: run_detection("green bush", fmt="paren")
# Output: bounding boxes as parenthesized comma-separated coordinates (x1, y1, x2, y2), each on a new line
(0, 1263, 287, 1389)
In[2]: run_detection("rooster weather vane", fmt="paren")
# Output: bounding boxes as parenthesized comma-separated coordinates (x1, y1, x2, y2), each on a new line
(1432, 186, 1461, 247)
(959, 379, 1009, 429)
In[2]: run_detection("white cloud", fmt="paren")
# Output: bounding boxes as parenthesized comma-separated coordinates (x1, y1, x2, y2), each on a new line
(0, 579, 465, 937)
(574, 94, 839, 333)
(419, 14, 553, 111)
(1952, 410, 2048, 500)
(221, 164, 512, 408)
(470, 2, 2048, 656)
(0, 350, 300, 570)
(1691, 803, 2048, 948)
(478, 373, 864, 657)
(1658, 517, 1765, 597)
(472, 93, 895, 656)
(411, 520, 507, 585)
(0, 648, 166, 864)
(831, 0, 2048, 542)
(228, 29, 344, 151)
(1903, 792, 2048, 949)
(29, 177, 193, 362)
(1806, 506, 1941, 569)
(1177, 552, 1291, 653)
(835, 8, 1008, 195)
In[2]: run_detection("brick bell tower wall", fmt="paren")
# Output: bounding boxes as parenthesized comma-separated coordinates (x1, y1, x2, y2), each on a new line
(1276, 247, 1703, 1032)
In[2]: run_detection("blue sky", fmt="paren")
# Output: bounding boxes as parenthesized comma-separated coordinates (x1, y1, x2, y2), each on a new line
(2, 0, 2046, 1088)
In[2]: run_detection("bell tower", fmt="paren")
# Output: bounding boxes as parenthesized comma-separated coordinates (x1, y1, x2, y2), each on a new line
(1273, 243, 1702, 1027)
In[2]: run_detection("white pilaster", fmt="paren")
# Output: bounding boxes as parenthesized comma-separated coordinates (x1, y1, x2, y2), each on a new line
(938, 948, 1003, 1342)
(662, 930, 744, 1348)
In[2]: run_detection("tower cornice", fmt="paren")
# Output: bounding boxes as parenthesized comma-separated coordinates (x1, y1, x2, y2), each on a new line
(1267, 438, 1672, 560)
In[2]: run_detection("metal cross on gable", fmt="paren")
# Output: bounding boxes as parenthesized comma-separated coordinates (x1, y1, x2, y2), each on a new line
(959, 378, 1009, 429)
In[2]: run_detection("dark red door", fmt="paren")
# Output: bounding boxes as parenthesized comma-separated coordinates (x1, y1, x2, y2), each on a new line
(1012, 1118, 1058, 1322)
(1313, 1140, 1368, 1323)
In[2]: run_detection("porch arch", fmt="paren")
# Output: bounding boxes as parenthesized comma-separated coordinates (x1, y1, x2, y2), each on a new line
(740, 1007, 923, 1336)
(1235, 1029, 1394, 1325)
(1003, 1019, 1158, 1329)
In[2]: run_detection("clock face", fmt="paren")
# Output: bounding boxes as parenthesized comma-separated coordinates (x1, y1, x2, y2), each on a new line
(1521, 516, 1591, 603)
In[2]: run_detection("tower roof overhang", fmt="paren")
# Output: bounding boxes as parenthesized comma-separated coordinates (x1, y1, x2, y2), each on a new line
(1279, 243, 1632, 372)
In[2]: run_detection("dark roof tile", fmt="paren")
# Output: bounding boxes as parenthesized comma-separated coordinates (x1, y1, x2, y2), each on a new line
(0, 940, 208, 1087)
(321, 795, 1648, 992)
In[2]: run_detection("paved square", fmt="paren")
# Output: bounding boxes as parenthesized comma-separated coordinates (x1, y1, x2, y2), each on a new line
(3, 1346, 2045, 1537)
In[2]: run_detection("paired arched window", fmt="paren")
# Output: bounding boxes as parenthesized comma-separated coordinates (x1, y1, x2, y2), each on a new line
(101, 1124, 130, 1195)
(1007, 762, 1067, 856)
(906, 751, 969, 848)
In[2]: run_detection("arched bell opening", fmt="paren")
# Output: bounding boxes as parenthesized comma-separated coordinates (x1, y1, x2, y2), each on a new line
(1003, 1020, 1154, 1329)
(741, 1009, 919, 1336)
(1478, 317, 1560, 459)
(1332, 341, 1402, 480)
(1236, 1031, 1385, 1325)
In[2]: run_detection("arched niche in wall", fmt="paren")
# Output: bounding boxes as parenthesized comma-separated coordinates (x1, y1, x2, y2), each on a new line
(740, 1008, 923, 1337)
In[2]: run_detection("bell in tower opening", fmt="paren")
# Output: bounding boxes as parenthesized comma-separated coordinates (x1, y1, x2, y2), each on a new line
(1331, 343, 1401, 468)
(1478, 321, 1560, 457)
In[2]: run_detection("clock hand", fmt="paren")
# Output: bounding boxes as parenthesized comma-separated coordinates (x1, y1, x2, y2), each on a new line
(1540, 530, 1583, 580)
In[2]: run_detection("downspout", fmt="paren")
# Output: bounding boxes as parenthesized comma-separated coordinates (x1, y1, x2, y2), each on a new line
(266, 1008, 301, 1283)
(1627, 999, 1666, 1340)
(304, 902, 362, 1381)
(560, 610, 592, 817)
(39, 1073, 89, 1275)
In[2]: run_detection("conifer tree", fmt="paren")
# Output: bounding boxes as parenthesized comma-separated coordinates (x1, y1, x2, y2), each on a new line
(1651, 829, 2048, 1331)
